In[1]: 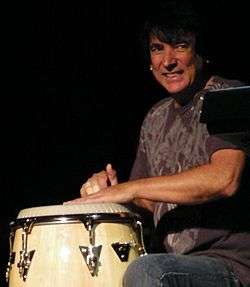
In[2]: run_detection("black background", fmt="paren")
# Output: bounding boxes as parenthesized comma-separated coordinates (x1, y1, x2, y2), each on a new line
(1, 1, 249, 285)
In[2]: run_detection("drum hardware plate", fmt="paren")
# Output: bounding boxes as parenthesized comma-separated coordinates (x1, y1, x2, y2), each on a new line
(79, 245, 102, 276)
(17, 219, 36, 281)
(17, 249, 35, 281)
(111, 242, 131, 262)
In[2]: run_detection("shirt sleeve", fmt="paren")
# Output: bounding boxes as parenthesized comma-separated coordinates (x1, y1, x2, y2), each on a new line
(206, 133, 244, 159)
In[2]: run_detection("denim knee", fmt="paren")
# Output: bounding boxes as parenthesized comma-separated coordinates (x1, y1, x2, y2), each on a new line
(122, 254, 241, 287)
(123, 255, 165, 287)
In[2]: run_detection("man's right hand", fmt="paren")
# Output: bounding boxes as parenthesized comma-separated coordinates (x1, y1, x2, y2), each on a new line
(80, 163, 118, 197)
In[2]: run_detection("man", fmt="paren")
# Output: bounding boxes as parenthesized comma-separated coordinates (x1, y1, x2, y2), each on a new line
(66, 3, 250, 286)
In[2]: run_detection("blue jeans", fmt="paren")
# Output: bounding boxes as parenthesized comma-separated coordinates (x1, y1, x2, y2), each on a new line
(123, 254, 241, 287)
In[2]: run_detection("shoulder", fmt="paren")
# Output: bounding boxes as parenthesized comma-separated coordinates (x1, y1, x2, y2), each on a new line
(205, 75, 244, 91)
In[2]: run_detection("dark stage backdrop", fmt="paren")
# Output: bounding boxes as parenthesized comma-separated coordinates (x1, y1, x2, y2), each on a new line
(1, 1, 249, 285)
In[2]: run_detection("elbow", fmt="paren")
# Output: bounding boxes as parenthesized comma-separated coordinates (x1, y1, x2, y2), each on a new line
(220, 176, 240, 198)
(210, 149, 246, 199)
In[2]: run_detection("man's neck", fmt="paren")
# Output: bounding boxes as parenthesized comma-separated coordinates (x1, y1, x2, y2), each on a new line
(171, 71, 211, 107)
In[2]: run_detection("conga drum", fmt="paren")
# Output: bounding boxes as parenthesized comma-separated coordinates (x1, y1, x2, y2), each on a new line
(6, 203, 147, 287)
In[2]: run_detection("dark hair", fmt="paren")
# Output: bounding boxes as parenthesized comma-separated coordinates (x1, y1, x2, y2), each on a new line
(141, 1, 205, 64)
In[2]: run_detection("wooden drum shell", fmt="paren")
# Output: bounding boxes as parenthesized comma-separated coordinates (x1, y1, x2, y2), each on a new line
(7, 204, 145, 287)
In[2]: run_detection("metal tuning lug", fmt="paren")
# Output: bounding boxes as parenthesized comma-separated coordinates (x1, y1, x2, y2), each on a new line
(82, 218, 95, 245)
(5, 252, 16, 282)
(135, 220, 147, 256)
(111, 242, 131, 262)
(79, 245, 102, 276)
(17, 219, 36, 281)
(6, 230, 15, 282)
(79, 217, 102, 276)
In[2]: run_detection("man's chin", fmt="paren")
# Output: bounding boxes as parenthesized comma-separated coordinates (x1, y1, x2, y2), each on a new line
(162, 77, 187, 93)
(165, 84, 187, 94)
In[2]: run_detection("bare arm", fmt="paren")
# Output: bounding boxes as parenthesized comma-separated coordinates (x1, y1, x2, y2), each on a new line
(65, 149, 245, 209)
(133, 149, 245, 204)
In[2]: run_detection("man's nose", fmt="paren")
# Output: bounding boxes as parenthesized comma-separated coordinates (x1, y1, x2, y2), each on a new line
(164, 62, 177, 71)
(162, 50, 177, 71)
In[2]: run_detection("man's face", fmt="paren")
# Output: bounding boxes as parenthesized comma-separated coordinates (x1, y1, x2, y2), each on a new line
(149, 36, 197, 94)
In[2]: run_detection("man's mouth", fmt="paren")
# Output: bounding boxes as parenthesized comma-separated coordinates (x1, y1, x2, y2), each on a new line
(162, 70, 183, 77)
(162, 71, 183, 80)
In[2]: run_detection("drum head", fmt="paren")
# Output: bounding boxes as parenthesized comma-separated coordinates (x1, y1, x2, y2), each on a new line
(17, 203, 133, 219)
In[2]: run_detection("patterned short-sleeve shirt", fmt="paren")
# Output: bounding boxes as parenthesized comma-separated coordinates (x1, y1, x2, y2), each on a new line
(130, 75, 250, 285)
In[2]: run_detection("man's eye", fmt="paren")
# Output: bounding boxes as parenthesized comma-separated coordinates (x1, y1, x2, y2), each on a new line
(175, 43, 189, 50)
(150, 44, 163, 52)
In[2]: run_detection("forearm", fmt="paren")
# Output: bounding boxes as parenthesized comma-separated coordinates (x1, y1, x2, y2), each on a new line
(66, 150, 245, 208)
(133, 167, 227, 205)
(129, 150, 245, 205)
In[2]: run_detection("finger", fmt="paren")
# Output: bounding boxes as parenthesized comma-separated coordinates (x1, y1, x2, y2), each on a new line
(106, 163, 118, 185)
(80, 179, 101, 196)
(83, 192, 112, 203)
(80, 183, 88, 197)
(64, 197, 87, 205)
(88, 178, 101, 193)
(80, 189, 87, 197)
(80, 181, 92, 196)
(65, 191, 108, 205)
(92, 171, 109, 188)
